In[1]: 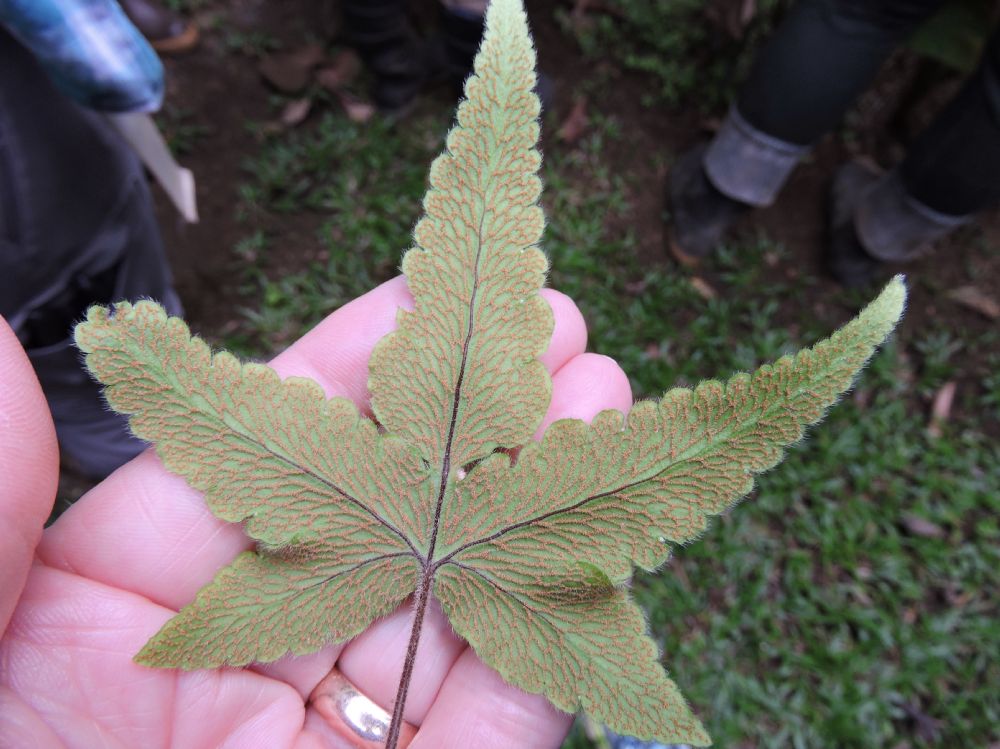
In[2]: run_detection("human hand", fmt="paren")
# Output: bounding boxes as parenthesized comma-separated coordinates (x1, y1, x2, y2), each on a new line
(0, 276, 634, 748)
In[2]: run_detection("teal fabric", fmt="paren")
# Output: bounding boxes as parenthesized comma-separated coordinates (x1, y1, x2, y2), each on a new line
(0, 0, 163, 112)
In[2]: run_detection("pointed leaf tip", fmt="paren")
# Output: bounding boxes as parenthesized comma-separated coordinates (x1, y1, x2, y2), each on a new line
(870, 274, 907, 333)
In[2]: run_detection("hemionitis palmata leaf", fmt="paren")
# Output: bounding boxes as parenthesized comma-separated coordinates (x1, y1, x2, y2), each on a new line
(73, 0, 906, 745)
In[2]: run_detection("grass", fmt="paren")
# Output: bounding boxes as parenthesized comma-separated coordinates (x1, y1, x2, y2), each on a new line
(557, 0, 789, 110)
(632, 392, 998, 747)
(228, 73, 997, 749)
(158, 105, 213, 157)
(228, 108, 446, 350)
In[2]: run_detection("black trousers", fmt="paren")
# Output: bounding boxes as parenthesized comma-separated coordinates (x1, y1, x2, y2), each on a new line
(737, 0, 1000, 216)
(0, 28, 181, 477)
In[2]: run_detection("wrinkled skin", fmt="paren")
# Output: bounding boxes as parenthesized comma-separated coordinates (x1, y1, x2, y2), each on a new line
(0, 277, 634, 748)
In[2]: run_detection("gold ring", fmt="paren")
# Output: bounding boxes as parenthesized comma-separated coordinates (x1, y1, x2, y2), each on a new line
(309, 666, 417, 748)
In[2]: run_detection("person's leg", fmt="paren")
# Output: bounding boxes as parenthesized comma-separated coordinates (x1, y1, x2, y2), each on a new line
(826, 29, 1000, 284)
(342, 0, 547, 115)
(873, 28, 1000, 244)
(27, 175, 181, 478)
(440, 0, 488, 82)
(341, 0, 430, 113)
(671, 0, 946, 258)
(0, 29, 180, 478)
(736, 0, 948, 146)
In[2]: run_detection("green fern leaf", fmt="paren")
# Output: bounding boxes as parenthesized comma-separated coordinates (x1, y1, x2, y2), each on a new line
(367, 0, 553, 473)
(74, 0, 905, 745)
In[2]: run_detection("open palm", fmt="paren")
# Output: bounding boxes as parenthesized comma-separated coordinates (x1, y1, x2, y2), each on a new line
(0, 277, 634, 748)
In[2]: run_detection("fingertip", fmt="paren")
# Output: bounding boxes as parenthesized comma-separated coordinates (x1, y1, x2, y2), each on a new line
(412, 649, 573, 749)
(537, 353, 633, 437)
(0, 316, 59, 630)
(270, 276, 414, 405)
(0, 318, 58, 495)
(538, 288, 587, 374)
(337, 597, 465, 724)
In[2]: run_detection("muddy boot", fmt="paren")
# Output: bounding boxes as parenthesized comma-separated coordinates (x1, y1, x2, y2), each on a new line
(120, 0, 199, 54)
(669, 107, 808, 262)
(828, 162, 970, 287)
(342, 0, 433, 115)
(667, 143, 751, 262)
(827, 163, 883, 287)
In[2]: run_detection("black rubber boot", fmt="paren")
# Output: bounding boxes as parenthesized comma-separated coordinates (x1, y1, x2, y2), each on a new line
(441, 6, 553, 110)
(341, 0, 431, 115)
(667, 143, 751, 262)
(441, 6, 483, 84)
(827, 162, 883, 288)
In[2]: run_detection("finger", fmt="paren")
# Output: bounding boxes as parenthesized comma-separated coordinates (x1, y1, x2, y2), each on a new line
(253, 643, 342, 699)
(336, 597, 465, 724)
(269, 285, 587, 405)
(292, 291, 586, 745)
(412, 648, 572, 748)
(298, 710, 367, 749)
(294, 292, 587, 701)
(2, 564, 303, 748)
(331, 349, 630, 727)
(0, 317, 59, 633)
(536, 352, 633, 437)
(268, 276, 413, 406)
(537, 288, 587, 375)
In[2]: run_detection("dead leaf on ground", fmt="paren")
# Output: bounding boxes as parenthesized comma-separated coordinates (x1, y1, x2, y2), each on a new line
(927, 380, 956, 439)
(334, 90, 376, 123)
(280, 98, 312, 127)
(942, 583, 971, 608)
(557, 97, 588, 144)
(315, 50, 362, 92)
(259, 42, 326, 93)
(623, 279, 648, 295)
(901, 513, 945, 539)
(946, 285, 1000, 320)
(689, 276, 717, 300)
(668, 237, 701, 269)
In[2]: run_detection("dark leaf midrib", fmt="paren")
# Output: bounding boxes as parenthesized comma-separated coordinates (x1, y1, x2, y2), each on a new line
(438, 341, 863, 563)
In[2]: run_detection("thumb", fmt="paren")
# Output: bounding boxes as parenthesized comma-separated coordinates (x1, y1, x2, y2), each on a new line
(0, 317, 58, 633)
